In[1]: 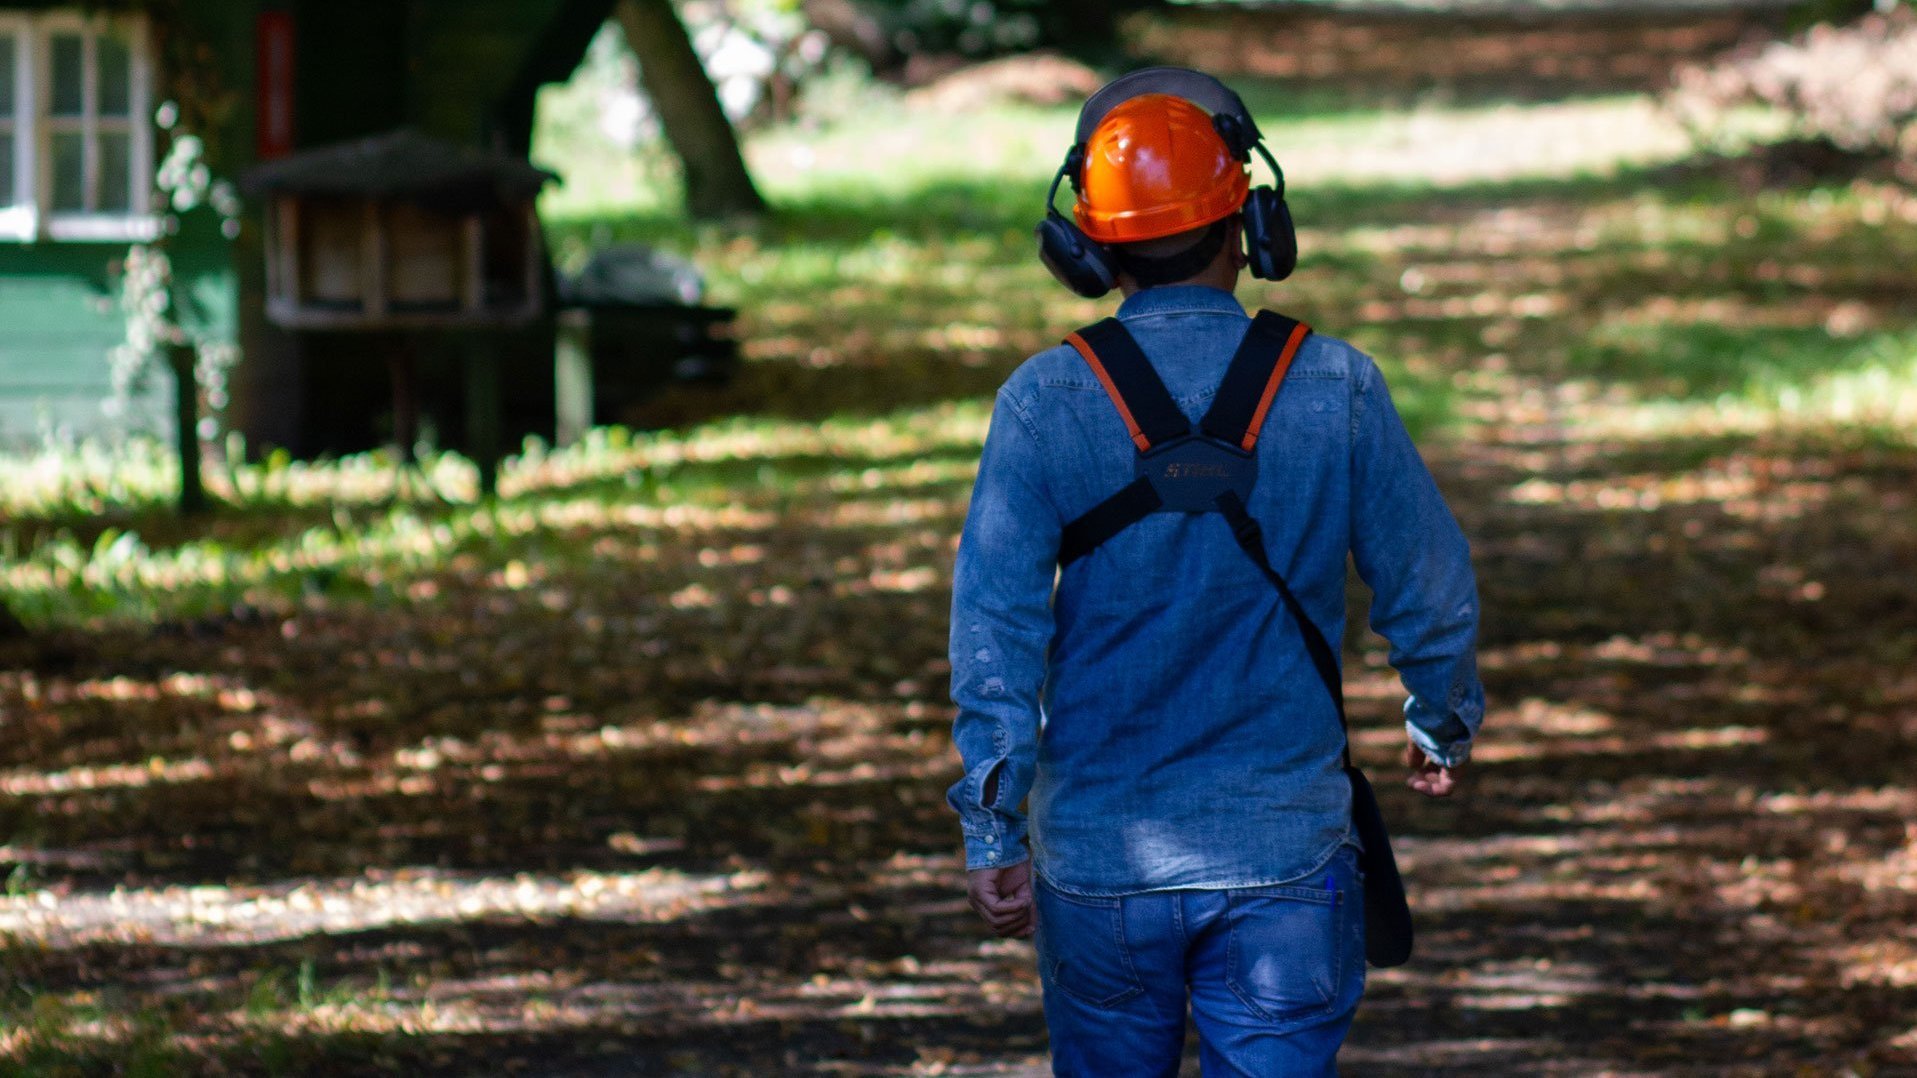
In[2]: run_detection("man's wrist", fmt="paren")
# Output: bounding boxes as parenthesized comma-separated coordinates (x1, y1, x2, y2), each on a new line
(961, 824, 1029, 871)
(966, 849, 1030, 873)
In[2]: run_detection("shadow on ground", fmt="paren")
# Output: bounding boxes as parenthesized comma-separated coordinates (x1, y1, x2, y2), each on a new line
(3, 404, 1916, 1073)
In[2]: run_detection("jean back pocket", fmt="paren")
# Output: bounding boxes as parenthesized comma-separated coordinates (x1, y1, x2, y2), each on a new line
(1223, 881, 1347, 1024)
(1034, 882, 1146, 1009)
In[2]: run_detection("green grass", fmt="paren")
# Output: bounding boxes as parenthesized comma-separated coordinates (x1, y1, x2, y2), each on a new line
(0, 986, 181, 1076)
(0, 405, 989, 627)
(0, 960, 411, 1076)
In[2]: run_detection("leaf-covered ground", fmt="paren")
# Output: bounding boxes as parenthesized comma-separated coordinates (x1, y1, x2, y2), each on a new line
(4, 80, 1917, 1075)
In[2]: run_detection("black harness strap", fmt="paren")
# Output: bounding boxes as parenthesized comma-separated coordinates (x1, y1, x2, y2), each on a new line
(1219, 485, 1417, 968)
(1058, 476, 1161, 567)
(1215, 489, 1350, 769)
(1201, 311, 1311, 452)
(1066, 319, 1190, 452)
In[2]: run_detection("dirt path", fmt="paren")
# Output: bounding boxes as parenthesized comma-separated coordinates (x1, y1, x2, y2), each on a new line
(2, 379, 1915, 1073)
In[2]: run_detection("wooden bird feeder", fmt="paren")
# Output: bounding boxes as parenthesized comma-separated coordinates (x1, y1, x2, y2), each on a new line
(241, 130, 559, 494)
(243, 130, 554, 329)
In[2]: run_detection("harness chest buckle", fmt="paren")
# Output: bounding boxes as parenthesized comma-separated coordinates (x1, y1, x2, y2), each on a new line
(1135, 435, 1258, 514)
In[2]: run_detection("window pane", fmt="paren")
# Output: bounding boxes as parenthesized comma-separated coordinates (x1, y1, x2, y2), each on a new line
(99, 131, 131, 212)
(51, 132, 85, 211)
(50, 34, 84, 117)
(0, 137, 13, 207)
(99, 32, 132, 118)
(0, 35, 16, 115)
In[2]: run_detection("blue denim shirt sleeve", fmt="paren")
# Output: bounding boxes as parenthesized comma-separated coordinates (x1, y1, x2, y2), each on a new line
(1348, 356, 1485, 768)
(946, 386, 1058, 871)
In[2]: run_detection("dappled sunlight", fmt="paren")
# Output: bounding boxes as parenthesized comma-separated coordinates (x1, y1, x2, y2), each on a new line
(1437, 957, 1612, 1011)
(4, 955, 1039, 1067)
(815, 459, 977, 498)
(820, 496, 966, 530)
(501, 403, 988, 497)
(491, 497, 774, 536)
(0, 755, 217, 797)
(0, 866, 762, 949)
(1580, 633, 1749, 667)
(0, 440, 487, 520)
(693, 754, 943, 794)
(1280, 98, 1694, 187)
(1481, 697, 1615, 737)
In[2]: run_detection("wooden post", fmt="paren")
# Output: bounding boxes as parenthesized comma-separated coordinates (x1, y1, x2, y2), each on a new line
(388, 337, 419, 466)
(167, 342, 207, 514)
(361, 197, 387, 319)
(465, 338, 501, 497)
(554, 309, 593, 447)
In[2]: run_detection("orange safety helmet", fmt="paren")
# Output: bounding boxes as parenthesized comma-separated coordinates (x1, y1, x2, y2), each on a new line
(1074, 93, 1250, 245)
(1037, 67, 1297, 297)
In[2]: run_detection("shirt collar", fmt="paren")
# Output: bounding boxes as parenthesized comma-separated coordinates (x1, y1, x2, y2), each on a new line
(1116, 284, 1246, 320)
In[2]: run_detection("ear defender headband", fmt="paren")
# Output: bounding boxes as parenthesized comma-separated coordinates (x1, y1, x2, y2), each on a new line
(1035, 67, 1299, 299)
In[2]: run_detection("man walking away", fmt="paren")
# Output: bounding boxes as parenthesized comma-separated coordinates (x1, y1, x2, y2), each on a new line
(946, 68, 1484, 1075)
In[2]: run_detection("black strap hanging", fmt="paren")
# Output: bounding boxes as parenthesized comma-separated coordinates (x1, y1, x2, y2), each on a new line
(1215, 488, 1416, 969)
(1214, 491, 1349, 767)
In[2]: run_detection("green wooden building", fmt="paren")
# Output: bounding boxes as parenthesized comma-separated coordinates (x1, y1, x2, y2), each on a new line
(0, 0, 615, 455)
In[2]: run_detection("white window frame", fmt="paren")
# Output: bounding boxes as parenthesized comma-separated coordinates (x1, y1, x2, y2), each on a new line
(0, 9, 157, 244)
(0, 13, 29, 239)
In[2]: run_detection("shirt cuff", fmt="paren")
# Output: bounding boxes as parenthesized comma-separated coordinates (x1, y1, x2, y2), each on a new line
(961, 818, 1029, 872)
(1405, 719, 1472, 768)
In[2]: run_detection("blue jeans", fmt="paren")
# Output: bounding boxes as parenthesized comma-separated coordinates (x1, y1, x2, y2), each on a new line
(1035, 845, 1365, 1076)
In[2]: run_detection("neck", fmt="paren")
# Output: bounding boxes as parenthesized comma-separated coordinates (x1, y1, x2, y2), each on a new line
(1119, 262, 1240, 299)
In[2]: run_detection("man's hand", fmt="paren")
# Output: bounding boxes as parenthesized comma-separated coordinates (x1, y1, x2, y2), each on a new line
(967, 860, 1035, 938)
(1404, 743, 1462, 797)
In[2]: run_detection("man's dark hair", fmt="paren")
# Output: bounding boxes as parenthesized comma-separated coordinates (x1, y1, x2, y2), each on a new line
(1112, 217, 1233, 287)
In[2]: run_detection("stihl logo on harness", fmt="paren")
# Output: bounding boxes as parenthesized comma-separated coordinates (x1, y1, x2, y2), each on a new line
(1161, 461, 1229, 479)
(1054, 309, 1418, 969)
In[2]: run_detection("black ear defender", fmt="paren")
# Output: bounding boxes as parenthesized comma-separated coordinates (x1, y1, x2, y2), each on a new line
(1241, 142, 1298, 282)
(1035, 66, 1300, 296)
(1036, 158, 1121, 299)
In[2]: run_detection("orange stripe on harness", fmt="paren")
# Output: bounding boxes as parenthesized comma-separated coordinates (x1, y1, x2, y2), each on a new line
(1066, 330, 1155, 453)
(1239, 320, 1311, 452)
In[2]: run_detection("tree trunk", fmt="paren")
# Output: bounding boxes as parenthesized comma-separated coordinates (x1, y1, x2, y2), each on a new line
(615, 0, 765, 220)
(0, 597, 26, 640)
(167, 342, 207, 514)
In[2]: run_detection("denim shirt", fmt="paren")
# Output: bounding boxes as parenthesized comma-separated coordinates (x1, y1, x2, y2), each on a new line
(946, 284, 1484, 896)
